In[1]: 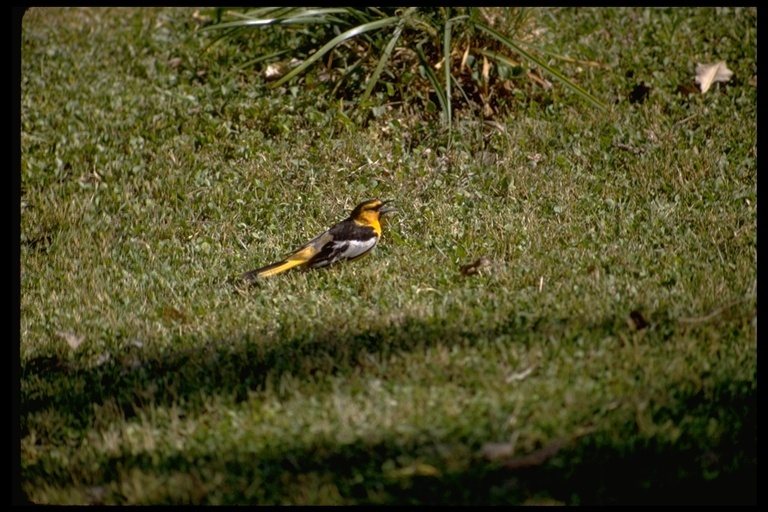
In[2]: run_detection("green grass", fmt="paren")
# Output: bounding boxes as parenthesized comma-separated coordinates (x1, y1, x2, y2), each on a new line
(20, 7, 756, 505)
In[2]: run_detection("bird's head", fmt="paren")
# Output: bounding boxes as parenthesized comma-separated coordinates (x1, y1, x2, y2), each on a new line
(349, 199, 397, 232)
(350, 199, 396, 218)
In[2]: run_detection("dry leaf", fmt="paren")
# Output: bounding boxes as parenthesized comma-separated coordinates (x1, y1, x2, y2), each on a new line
(482, 55, 491, 83)
(386, 462, 442, 478)
(461, 44, 470, 71)
(477, 151, 498, 166)
(95, 352, 112, 367)
(522, 497, 566, 506)
(526, 153, 543, 163)
(527, 68, 552, 89)
(192, 10, 211, 23)
(482, 442, 515, 461)
(694, 61, 734, 94)
(484, 120, 506, 133)
(56, 330, 85, 350)
(614, 142, 644, 155)
(459, 256, 491, 276)
(506, 365, 536, 383)
(264, 62, 289, 82)
(629, 81, 651, 103)
(627, 310, 649, 331)
(482, 55, 491, 98)
(84, 486, 108, 505)
(161, 306, 188, 323)
(485, 439, 567, 469)
(128, 339, 145, 349)
(24, 355, 70, 374)
(677, 83, 701, 96)
(643, 129, 659, 143)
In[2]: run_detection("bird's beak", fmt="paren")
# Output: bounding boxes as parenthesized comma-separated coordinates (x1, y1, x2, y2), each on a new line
(379, 199, 397, 215)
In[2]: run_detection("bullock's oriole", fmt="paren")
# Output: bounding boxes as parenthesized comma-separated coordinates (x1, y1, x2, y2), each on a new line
(241, 199, 396, 280)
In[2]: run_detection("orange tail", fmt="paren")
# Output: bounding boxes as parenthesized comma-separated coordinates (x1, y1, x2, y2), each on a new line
(241, 258, 305, 280)
(242, 233, 329, 281)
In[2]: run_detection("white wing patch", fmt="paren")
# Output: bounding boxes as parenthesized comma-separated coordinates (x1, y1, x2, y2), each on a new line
(335, 238, 378, 259)
(309, 238, 378, 268)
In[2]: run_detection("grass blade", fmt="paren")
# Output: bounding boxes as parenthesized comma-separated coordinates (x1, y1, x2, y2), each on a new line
(474, 22, 608, 112)
(359, 22, 405, 106)
(200, 8, 351, 31)
(416, 41, 449, 124)
(444, 17, 453, 125)
(443, 15, 468, 126)
(359, 8, 418, 105)
(272, 16, 400, 89)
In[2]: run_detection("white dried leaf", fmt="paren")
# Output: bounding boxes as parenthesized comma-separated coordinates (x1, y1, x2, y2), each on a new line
(128, 339, 145, 349)
(527, 69, 552, 89)
(56, 330, 85, 350)
(264, 62, 289, 82)
(526, 153, 544, 163)
(461, 44, 470, 71)
(695, 61, 734, 94)
(482, 442, 514, 460)
(506, 365, 536, 383)
(482, 55, 491, 83)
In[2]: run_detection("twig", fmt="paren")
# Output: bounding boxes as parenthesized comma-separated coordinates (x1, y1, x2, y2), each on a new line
(678, 298, 752, 324)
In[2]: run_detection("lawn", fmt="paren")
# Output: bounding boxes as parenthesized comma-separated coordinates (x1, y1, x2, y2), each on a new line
(19, 7, 756, 505)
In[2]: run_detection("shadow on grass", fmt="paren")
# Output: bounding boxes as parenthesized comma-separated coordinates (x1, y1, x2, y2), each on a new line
(21, 308, 756, 504)
(22, 311, 553, 423)
(21, 380, 756, 504)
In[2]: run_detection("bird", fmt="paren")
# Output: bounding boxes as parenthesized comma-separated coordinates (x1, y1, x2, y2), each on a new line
(241, 199, 396, 280)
